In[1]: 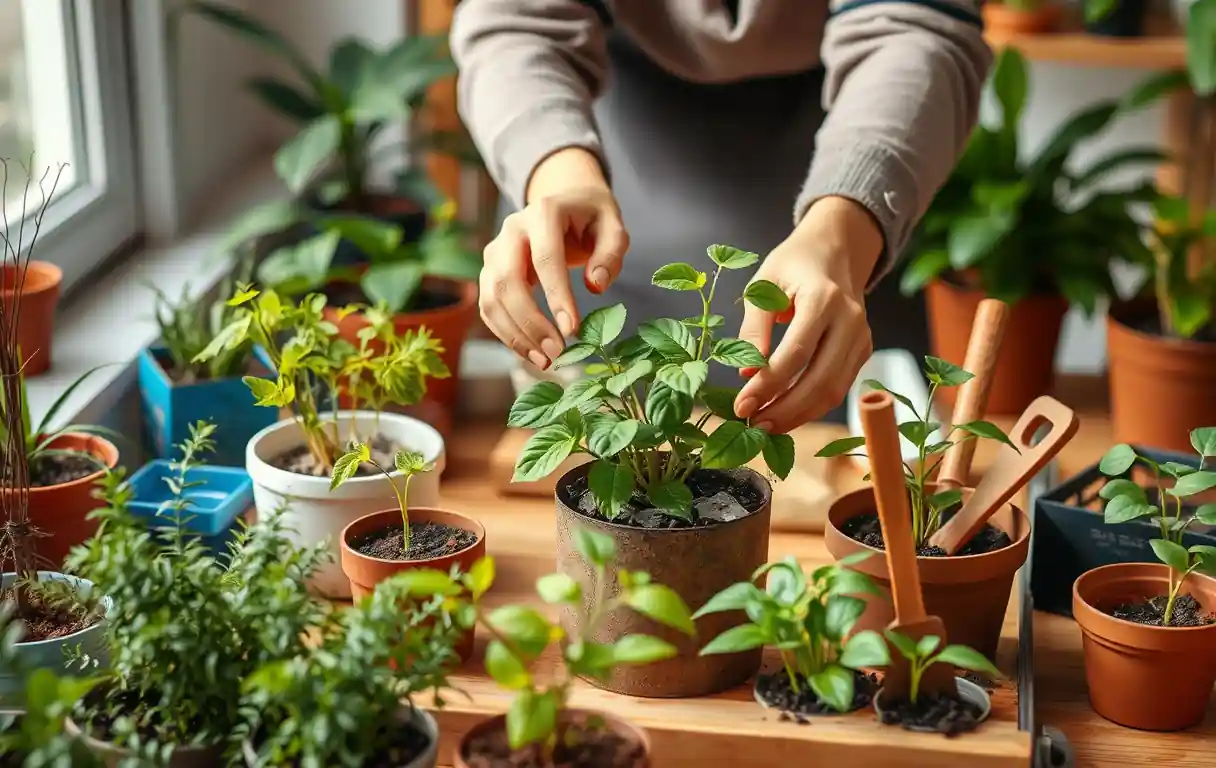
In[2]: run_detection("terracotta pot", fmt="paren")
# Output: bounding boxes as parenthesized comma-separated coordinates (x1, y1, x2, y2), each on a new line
(1107, 300, 1216, 453)
(340, 506, 486, 661)
(324, 276, 478, 413)
(823, 486, 1030, 660)
(554, 464, 772, 698)
(925, 279, 1068, 415)
(64, 717, 222, 767)
(1073, 563, 1216, 731)
(981, 2, 1063, 35)
(453, 709, 650, 768)
(0, 261, 63, 376)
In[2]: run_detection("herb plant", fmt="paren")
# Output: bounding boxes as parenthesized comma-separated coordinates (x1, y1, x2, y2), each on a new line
(149, 266, 255, 383)
(330, 444, 433, 552)
(194, 286, 449, 472)
(815, 356, 1015, 548)
(508, 245, 796, 521)
(1096, 429, 1216, 625)
(696, 553, 890, 712)
(883, 631, 1001, 705)
(1143, 193, 1216, 340)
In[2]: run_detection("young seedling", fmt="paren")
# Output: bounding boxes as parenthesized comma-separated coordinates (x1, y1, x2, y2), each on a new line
(883, 631, 1001, 706)
(330, 443, 434, 553)
(696, 552, 890, 712)
(815, 356, 1016, 548)
(1096, 427, 1216, 625)
(508, 244, 796, 522)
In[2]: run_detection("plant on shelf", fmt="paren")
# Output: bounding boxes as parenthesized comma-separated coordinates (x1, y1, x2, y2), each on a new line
(508, 245, 796, 522)
(148, 264, 256, 383)
(1143, 193, 1216, 340)
(331, 443, 433, 552)
(815, 356, 1015, 548)
(1095, 429, 1216, 625)
(882, 631, 1002, 707)
(696, 553, 890, 713)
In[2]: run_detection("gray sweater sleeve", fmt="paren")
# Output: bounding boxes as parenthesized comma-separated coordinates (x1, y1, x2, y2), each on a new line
(449, 0, 610, 209)
(800, 1, 992, 281)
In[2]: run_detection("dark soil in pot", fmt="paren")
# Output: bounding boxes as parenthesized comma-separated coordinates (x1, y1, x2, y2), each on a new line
(18, 452, 103, 488)
(567, 468, 765, 529)
(246, 722, 432, 768)
(840, 510, 1012, 556)
(876, 691, 986, 736)
(1, 586, 98, 642)
(1107, 593, 1215, 627)
(323, 281, 462, 314)
(352, 521, 479, 561)
(756, 670, 879, 717)
(271, 434, 402, 477)
(461, 715, 645, 768)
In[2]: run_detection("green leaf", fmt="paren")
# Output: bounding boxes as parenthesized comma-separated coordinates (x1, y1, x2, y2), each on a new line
(513, 421, 580, 482)
(625, 584, 696, 635)
(553, 342, 596, 368)
(247, 77, 323, 122)
(506, 688, 558, 751)
(221, 199, 300, 253)
(274, 115, 342, 194)
(488, 605, 553, 657)
(318, 215, 403, 256)
(710, 338, 767, 368)
(536, 573, 581, 604)
(1103, 495, 1158, 525)
(1071, 147, 1171, 191)
(764, 559, 806, 605)
(924, 356, 974, 387)
(585, 413, 640, 458)
(1171, 471, 1216, 497)
(1122, 69, 1189, 110)
(329, 38, 376, 96)
(884, 630, 918, 660)
(648, 480, 694, 520)
(927, 489, 963, 513)
(189, 1, 324, 91)
(809, 665, 856, 713)
(244, 375, 289, 408)
(762, 433, 795, 481)
(839, 630, 891, 669)
(466, 558, 495, 600)
(651, 263, 707, 291)
(899, 248, 950, 295)
(699, 623, 768, 655)
(707, 244, 761, 269)
(362, 260, 424, 314)
(257, 231, 340, 292)
(572, 526, 616, 567)
(394, 450, 432, 475)
(816, 435, 867, 458)
(388, 568, 462, 597)
(1195, 504, 1216, 526)
(1151, 538, 1190, 573)
(683, 314, 725, 329)
(606, 359, 654, 397)
(587, 460, 635, 520)
(947, 210, 1015, 270)
(1191, 427, 1216, 458)
(824, 595, 866, 641)
(1188, 0, 1216, 96)
(611, 634, 679, 664)
(701, 421, 767, 469)
(1099, 478, 1147, 503)
(916, 635, 942, 657)
(862, 380, 919, 416)
(644, 383, 693, 434)
(935, 645, 1002, 677)
(485, 640, 530, 690)
(638, 319, 696, 360)
(955, 420, 1015, 448)
(579, 304, 627, 346)
(674, 423, 708, 446)
(553, 378, 605, 416)
(692, 581, 763, 618)
(655, 361, 709, 397)
(991, 48, 1028, 129)
(898, 420, 938, 448)
(508, 381, 565, 428)
(1099, 444, 1138, 476)
(701, 386, 744, 422)
(329, 443, 371, 490)
(742, 280, 790, 312)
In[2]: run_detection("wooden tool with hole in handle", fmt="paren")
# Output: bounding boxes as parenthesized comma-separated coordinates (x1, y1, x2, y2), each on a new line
(858, 390, 956, 700)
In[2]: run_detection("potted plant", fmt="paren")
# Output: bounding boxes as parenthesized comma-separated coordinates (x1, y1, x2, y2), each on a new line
(1083, 0, 1149, 37)
(509, 245, 794, 697)
(818, 355, 1024, 659)
(902, 49, 1169, 414)
(452, 528, 694, 767)
(696, 554, 891, 716)
(981, 0, 1062, 35)
(195, 285, 449, 597)
(1073, 433, 1216, 731)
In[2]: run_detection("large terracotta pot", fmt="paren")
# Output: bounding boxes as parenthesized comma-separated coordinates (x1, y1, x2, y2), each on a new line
(823, 486, 1030, 661)
(0, 261, 62, 376)
(926, 279, 1068, 415)
(982, 2, 1063, 35)
(340, 506, 486, 661)
(1107, 301, 1216, 452)
(453, 710, 650, 768)
(1073, 563, 1216, 731)
(554, 464, 771, 698)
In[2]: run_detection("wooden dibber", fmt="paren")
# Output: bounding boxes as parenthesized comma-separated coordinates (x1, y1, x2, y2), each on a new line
(857, 390, 956, 700)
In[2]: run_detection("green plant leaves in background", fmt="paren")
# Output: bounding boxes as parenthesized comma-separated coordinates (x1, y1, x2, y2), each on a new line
(624, 585, 696, 635)
(274, 115, 342, 193)
(1188, 0, 1216, 96)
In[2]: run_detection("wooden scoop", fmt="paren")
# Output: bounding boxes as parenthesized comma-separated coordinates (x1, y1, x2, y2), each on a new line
(858, 390, 956, 700)
(937, 298, 1009, 490)
(930, 396, 1079, 554)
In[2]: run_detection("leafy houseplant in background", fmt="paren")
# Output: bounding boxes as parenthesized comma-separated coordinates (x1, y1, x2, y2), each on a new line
(874, 631, 1003, 735)
(510, 245, 790, 696)
(1072, 428, 1216, 731)
(1083, 0, 1148, 37)
(902, 48, 1169, 414)
(697, 554, 891, 716)
(980, 0, 1063, 36)
(196, 285, 449, 597)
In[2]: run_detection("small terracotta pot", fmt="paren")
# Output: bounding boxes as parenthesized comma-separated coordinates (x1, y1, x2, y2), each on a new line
(340, 507, 486, 661)
(926, 279, 1068, 415)
(823, 486, 1030, 660)
(554, 463, 772, 698)
(64, 717, 222, 767)
(981, 2, 1063, 35)
(1107, 300, 1216, 453)
(0, 261, 63, 376)
(453, 709, 650, 768)
(1073, 563, 1216, 731)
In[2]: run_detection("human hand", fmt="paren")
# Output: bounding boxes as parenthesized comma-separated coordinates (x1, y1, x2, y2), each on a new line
(479, 148, 629, 371)
(733, 197, 884, 434)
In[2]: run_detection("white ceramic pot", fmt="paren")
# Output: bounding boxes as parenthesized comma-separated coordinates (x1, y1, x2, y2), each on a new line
(245, 411, 446, 598)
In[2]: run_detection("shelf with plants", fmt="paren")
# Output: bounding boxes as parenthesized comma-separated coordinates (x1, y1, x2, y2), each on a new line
(984, 11, 1187, 69)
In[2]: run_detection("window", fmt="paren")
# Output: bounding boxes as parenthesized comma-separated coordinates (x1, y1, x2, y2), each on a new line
(1, 0, 138, 292)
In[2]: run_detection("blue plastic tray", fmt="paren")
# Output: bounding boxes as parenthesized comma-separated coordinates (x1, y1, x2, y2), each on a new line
(126, 460, 253, 539)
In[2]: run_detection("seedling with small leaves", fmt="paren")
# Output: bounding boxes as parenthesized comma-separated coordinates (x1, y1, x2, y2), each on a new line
(330, 444, 434, 553)
(508, 244, 796, 522)
(1096, 428, 1216, 625)
(883, 631, 1001, 706)
(815, 356, 1016, 548)
(696, 552, 890, 712)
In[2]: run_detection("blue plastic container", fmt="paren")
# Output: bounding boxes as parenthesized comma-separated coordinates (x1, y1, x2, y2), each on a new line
(126, 460, 254, 554)
(138, 346, 278, 465)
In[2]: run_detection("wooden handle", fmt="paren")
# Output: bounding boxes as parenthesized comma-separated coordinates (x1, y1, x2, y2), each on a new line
(858, 390, 926, 623)
(938, 299, 1009, 489)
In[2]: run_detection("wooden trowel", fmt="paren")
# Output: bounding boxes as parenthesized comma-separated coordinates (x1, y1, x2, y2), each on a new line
(858, 390, 956, 700)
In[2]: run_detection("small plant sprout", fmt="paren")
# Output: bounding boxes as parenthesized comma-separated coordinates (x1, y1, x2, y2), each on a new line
(330, 444, 434, 553)
(815, 356, 1016, 548)
(1096, 428, 1216, 625)
(508, 245, 796, 522)
(883, 631, 1001, 705)
(696, 552, 890, 712)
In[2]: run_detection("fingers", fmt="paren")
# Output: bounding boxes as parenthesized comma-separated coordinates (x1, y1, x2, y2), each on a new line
(524, 202, 579, 337)
(736, 293, 830, 419)
(584, 214, 629, 295)
(733, 303, 776, 417)
(479, 221, 565, 368)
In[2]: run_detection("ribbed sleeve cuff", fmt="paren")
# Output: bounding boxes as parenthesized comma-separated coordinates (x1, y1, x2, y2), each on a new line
(488, 99, 607, 210)
(794, 142, 917, 289)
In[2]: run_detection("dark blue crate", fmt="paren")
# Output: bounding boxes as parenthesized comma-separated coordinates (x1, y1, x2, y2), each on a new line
(126, 460, 254, 551)
(1030, 446, 1216, 617)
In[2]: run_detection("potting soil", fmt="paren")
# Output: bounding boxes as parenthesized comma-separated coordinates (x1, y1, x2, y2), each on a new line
(353, 520, 477, 561)
(570, 468, 764, 530)
(756, 670, 878, 718)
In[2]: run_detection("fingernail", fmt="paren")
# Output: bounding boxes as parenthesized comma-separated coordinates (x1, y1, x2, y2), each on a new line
(527, 350, 549, 370)
(591, 267, 608, 288)
(584, 273, 604, 295)
(736, 397, 757, 418)
(541, 338, 563, 361)
(741, 367, 759, 379)
(754, 421, 773, 432)
(555, 310, 574, 337)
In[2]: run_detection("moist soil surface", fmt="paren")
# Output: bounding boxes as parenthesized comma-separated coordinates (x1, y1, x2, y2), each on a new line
(272, 434, 400, 477)
(756, 670, 879, 718)
(568, 468, 764, 530)
(841, 512, 1012, 556)
(877, 691, 986, 735)
(12, 451, 103, 488)
(1, 586, 98, 643)
(353, 521, 478, 561)
(461, 717, 645, 768)
(323, 281, 460, 313)
(1107, 593, 1216, 627)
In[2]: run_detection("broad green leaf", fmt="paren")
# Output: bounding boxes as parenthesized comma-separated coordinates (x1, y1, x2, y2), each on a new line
(916, 635, 942, 657)
(507, 381, 564, 428)
(512, 422, 579, 482)
(248, 77, 323, 123)
(707, 244, 760, 269)
(318, 215, 402, 257)
(221, 199, 299, 253)
(674, 423, 708, 445)
(565, 640, 617, 680)
(274, 115, 342, 193)
(1191, 427, 1216, 458)
(884, 629, 918, 660)
(947, 210, 1014, 269)
(692, 581, 762, 618)
(839, 629, 891, 669)
(585, 413, 639, 458)
(700, 386, 744, 422)
(465, 557, 495, 600)
(955, 420, 1016, 449)
(638, 318, 696, 360)
(648, 480, 694, 520)
(1171, 470, 1216, 497)
(1190, 545, 1216, 575)
(553, 342, 596, 368)
(587, 460, 635, 520)
(244, 376, 289, 408)
(387, 568, 461, 597)
(702, 421, 767, 469)
(1188, 0, 1216, 96)
(927, 488, 963, 512)
(934, 645, 1002, 677)
(329, 443, 370, 490)
(553, 378, 604, 416)
(651, 263, 707, 291)
(762, 433, 795, 481)
(1099, 444, 1138, 475)
(991, 47, 1028, 129)
(607, 359, 654, 397)
(899, 248, 950, 295)
(579, 304, 627, 346)
(572, 526, 615, 567)
(488, 606, 553, 657)
(362, 260, 424, 314)
(898, 420, 938, 448)
(506, 688, 558, 751)
(815, 435, 867, 458)
(328, 38, 376, 96)
(655, 361, 709, 396)
(1160, 462, 1197, 478)
(710, 338, 767, 368)
(699, 623, 768, 655)
(764, 560, 805, 605)
(742, 280, 790, 312)
(644, 383, 693, 434)
(611, 634, 678, 664)
(1099, 478, 1146, 503)
(809, 665, 855, 713)
(1195, 504, 1216, 526)
(625, 584, 696, 635)
(824, 595, 866, 641)
(1103, 495, 1157, 525)
(1151, 538, 1190, 573)
(536, 573, 581, 604)
(394, 450, 431, 475)
(485, 640, 530, 690)
(258, 231, 341, 293)
(923, 356, 973, 387)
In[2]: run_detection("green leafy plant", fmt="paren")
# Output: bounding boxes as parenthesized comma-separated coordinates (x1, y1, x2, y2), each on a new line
(815, 356, 1015, 548)
(330, 444, 433, 552)
(883, 631, 1002, 705)
(696, 553, 890, 712)
(1143, 193, 1216, 339)
(149, 265, 256, 383)
(1096, 428, 1216, 625)
(508, 245, 796, 521)
(194, 286, 448, 472)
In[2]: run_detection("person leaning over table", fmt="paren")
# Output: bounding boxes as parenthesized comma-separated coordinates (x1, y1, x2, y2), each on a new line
(450, 0, 991, 433)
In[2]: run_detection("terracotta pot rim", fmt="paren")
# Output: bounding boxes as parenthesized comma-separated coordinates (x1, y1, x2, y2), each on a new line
(325, 275, 477, 321)
(0, 260, 63, 298)
(930, 276, 1065, 305)
(1107, 300, 1216, 355)
(1073, 563, 1216, 635)
(340, 507, 486, 566)
(3, 433, 120, 496)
